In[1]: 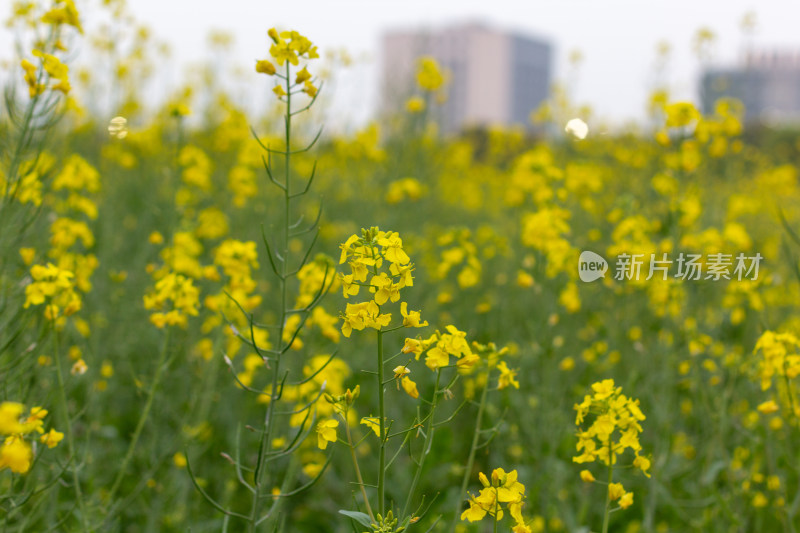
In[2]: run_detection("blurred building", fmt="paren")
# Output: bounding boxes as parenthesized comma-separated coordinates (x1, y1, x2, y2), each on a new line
(701, 51, 800, 124)
(381, 22, 552, 132)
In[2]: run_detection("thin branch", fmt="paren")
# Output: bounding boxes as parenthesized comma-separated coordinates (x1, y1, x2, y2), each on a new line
(261, 154, 286, 191)
(291, 352, 337, 385)
(290, 202, 324, 237)
(261, 225, 285, 279)
(187, 458, 250, 520)
(289, 161, 317, 198)
(290, 126, 323, 154)
(289, 81, 324, 116)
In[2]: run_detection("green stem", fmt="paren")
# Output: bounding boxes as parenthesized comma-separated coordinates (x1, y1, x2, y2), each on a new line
(5, 27, 61, 205)
(3, 27, 57, 208)
(52, 323, 89, 531)
(0, 80, 43, 249)
(402, 368, 442, 519)
(377, 329, 386, 517)
(601, 437, 614, 533)
(450, 367, 490, 532)
(4, 75, 42, 202)
(177, 332, 225, 519)
(249, 63, 293, 532)
(249, 350, 282, 532)
(344, 410, 375, 522)
(108, 328, 171, 502)
(783, 361, 799, 422)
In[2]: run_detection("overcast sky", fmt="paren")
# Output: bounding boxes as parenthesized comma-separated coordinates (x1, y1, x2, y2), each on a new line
(4, 0, 800, 129)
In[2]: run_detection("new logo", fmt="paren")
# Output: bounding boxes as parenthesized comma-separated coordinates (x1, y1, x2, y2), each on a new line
(578, 251, 608, 282)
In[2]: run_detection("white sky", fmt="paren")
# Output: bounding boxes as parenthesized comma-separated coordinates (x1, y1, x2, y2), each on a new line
(4, 0, 800, 129)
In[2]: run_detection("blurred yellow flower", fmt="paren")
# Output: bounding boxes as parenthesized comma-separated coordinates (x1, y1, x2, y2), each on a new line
(497, 361, 520, 390)
(255, 59, 276, 75)
(40, 428, 64, 448)
(406, 96, 425, 113)
(173, 452, 187, 468)
(401, 376, 419, 399)
(71, 359, 88, 375)
(757, 400, 779, 414)
(416, 57, 445, 91)
(295, 66, 311, 84)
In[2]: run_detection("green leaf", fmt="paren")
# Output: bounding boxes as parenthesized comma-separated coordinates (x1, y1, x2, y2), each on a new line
(339, 510, 373, 528)
(701, 459, 727, 486)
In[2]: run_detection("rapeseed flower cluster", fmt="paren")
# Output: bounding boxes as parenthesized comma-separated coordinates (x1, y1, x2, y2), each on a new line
(434, 228, 483, 289)
(404, 56, 447, 113)
(339, 227, 425, 338)
(261, 355, 352, 426)
(0, 153, 54, 207)
(281, 256, 340, 350)
(24, 262, 81, 322)
(143, 272, 200, 328)
(177, 145, 214, 209)
(47, 155, 101, 296)
(416, 57, 445, 92)
(226, 142, 264, 207)
(654, 99, 744, 173)
(200, 239, 268, 380)
(573, 379, 650, 518)
(0, 402, 62, 474)
(402, 325, 476, 372)
(385, 177, 425, 204)
(753, 331, 800, 392)
(461, 468, 531, 532)
(41, 0, 83, 33)
(573, 379, 649, 473)
(203, 239, 261, 329)
(256, 28, 319, 98)
(459, 341, 520, 397)
(157, 231, 204, 279)
(17, 0, 82, 98)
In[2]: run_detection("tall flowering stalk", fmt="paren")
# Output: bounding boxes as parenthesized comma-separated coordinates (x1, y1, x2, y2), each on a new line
(187, 28, 333, 532)
(0, 5, 95, 529)
(449, 341, 517, 532)
(336, 227, 482, 530)
(339, 227, 428, 518)
(1, 0, 81, 248)
(22, 262, 87, 527)
(106, 271, 199, 505)
(753, 331, 800, 419)
(247, 28, 323, 532)
(573, 379, 651, 533)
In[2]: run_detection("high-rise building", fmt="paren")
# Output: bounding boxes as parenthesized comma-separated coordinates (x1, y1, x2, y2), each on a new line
(381, 22, 552, 132)
(701, 51, 800, 124)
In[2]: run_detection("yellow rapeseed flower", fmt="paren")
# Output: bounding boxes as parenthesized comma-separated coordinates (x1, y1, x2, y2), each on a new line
(401, 377, 419, 399)
(316, 419, 338, 450)
(461, 467, 527, 530)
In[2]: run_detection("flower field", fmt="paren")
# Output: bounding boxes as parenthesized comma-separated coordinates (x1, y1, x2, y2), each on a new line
(2, 2, 800, 532)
